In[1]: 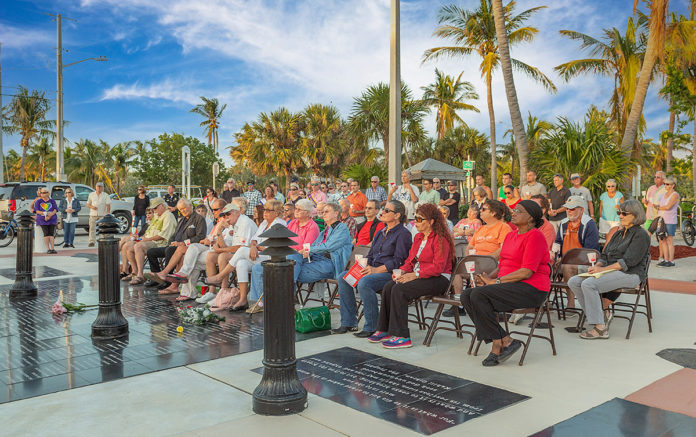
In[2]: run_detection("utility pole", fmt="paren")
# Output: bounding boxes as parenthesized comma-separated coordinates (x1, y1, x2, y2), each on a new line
(0, 42, 4, 183)
(388, 0, 401, 185)
(56, 14, 64, 182)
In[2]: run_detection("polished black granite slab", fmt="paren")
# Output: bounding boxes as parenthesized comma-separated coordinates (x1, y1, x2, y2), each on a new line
(253, 347, 529, 435)
(0, 276, 328, 403)
(656, 348, 696, 369)
(530, 398, 696, 437)
(0, 266, 71, 280)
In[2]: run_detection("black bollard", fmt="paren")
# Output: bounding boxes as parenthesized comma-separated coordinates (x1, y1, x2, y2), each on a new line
(252, 224, 307, 415)
(91, 214, 129, 341)
(10, 211, 37, 299)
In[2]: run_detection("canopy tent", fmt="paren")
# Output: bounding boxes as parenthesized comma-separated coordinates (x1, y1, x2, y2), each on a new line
(403, 158, 468, 182)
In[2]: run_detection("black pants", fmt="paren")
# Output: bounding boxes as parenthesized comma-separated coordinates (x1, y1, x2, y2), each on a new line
(146, 246, 177, 272)
(377, 276, 449, 339)
(461, 282, 547, 343)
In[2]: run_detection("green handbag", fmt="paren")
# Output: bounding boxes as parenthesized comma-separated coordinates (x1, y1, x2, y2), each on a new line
(295, 306, 331, 333)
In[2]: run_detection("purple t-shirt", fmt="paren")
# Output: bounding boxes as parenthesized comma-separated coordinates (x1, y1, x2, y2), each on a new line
(34, 198, 58, 226)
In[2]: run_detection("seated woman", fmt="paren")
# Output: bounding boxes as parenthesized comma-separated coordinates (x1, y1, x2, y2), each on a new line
(567, 199, 650, 339)
(530, 195, 556, 250)
(333, 200, 412, 337)
(453, 204, 482, 241)
(439, 205, 454, 231)
(466, 199, 511, 259)
(296, 202, 352, 285)
(461, 200, 551, 366)
(367, 203, 454, 349)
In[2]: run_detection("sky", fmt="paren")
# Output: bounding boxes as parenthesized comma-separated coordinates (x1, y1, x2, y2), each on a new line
(1, 0, 692, 168)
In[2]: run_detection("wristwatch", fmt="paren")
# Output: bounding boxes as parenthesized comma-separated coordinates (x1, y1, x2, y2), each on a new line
(496, 278, 501, 284)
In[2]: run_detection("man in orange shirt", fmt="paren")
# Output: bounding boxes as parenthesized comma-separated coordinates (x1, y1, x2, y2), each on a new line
(347, 180, 368, 225)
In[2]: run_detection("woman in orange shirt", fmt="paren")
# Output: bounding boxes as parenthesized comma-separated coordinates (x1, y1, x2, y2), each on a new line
(466, 199, 512, 260)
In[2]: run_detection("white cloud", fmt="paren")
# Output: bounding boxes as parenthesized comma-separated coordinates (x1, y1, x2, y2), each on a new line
(0, 23, 53, 49)
(101, 79, 201, 105)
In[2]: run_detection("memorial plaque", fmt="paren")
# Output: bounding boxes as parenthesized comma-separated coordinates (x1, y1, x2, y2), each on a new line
(530, 398, 696, 436)
(252, 347, 529, 435)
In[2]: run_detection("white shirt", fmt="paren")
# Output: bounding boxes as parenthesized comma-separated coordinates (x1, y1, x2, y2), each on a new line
(253, 217, 287, 245)
(231, 214, 258, 247)
(393, 184, 420, 219)
(205, 217, 214, 235)
(87, 191, 111, 217)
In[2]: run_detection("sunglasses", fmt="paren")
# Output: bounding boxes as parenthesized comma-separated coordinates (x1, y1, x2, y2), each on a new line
(665, 183, 675, 186)
(263, 208, 274, 212)
(382, 208, 395, 214)
(606, 185, 616, 188)
(618, 211, 632, 217)
(505, 191, 512, 195)
(212, 207, 221, 212)
(414, 215, 425, 223)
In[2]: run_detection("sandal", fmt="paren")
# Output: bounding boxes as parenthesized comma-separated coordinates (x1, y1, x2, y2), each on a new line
(203, 278, 222, 287)
(129, 276, 145, 285)
(175, 296, 195, 302)
(158, 287, 179, 295)
(579, 327, 609, 340)
(166, 273, 189, 284)
(121, 274, 133, 282)
(145, 272, 167, 285)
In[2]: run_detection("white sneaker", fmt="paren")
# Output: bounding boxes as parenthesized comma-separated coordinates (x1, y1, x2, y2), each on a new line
(196, 293, 216, 304)
(509, 313, 524, 325)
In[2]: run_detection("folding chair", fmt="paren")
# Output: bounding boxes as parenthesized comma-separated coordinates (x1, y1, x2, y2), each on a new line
(549, 247, 600, 325)
(422, 255, 497, 348)
(604, 253, 652, 339)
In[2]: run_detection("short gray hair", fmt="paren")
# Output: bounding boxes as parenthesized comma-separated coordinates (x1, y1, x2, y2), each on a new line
(324, 202, 341, 215)
(295, 199, 314, 211)
(664, 176, 676, 185)
(177, 198, 192, 208)
(620, 199, 646, 226)
(473, 186, 487, 198)
(232, 197, 248, 212)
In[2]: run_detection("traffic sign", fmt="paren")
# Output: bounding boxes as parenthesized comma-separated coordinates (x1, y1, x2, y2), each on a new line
(462, 161, 475, 171)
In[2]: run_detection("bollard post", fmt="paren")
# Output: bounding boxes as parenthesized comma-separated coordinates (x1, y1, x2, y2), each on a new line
(10, 211, 37, 299)
(91, 214, 129, 341)
(252, 224, 307, 415)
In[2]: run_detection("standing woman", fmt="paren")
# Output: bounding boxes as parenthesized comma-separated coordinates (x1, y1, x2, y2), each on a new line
(132, 186, 150, 231)
(203, 187, 217, 221)
(260, 185, 275, 205)
(34, 188, 59, 253)
(502, 185, 521, 210)
(598, 179, 624, 234)
(656, 177, 680, 267)
(59, 188, 81, 248)
(368, 203, 454, 349)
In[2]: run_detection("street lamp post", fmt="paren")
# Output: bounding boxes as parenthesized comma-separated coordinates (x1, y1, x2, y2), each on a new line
(54, 13, 107, 182)
(388, 0, 401, 185)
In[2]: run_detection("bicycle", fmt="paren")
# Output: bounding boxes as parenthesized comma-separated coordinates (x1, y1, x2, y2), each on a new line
(0, 212, 18, 248)
(681, 205, 695, 247)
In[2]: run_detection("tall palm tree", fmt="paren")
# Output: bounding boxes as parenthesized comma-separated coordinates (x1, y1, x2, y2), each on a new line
(66, 139, 103, 186)
(231, 108, 305, 192)
(110, 142, 136, 194)
(190, 97, 226, 154)
(420, 69, 479, 139)
(347, 82, 428, 167)
(2, 86, 55, 181)
(26, 136, 55, 182)
(502, 112, 552, 178)
(555, 16, 648, 150)
(423, 1, 556, 194)
(302, 104, 345, 175)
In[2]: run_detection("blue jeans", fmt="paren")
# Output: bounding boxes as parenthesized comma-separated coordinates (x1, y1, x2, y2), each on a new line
(338, 271, 392, 332)
(296, 255, 335, 284)
(133, 215, 147, 230)
(63, 222, 77, 245)
(249, 253, 304, 302)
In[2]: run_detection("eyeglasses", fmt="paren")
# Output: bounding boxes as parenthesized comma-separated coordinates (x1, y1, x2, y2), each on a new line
(665, 183, 675, 186)
(371, 181, 378, 183)
(311, 183, 319, 186)
(606, 185, 616, 188)
(618, 211, 632, 217)
(414, 215, 425, 223)
(263, 208, 274, 212)
(382, 208, 395, 214)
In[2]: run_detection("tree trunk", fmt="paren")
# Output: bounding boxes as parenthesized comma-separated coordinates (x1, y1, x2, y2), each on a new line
(486, 73, 497, 195)
(492, 0, 530, 184)
(666, 109, 675, 173)
(692, 112, 696, 201)
(19, 138, 27, 182)
(382, 130, 390, 166)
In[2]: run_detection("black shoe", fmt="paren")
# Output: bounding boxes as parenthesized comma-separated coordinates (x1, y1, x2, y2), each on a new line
(497, 339, 523, 363)
(353, 330, 375, 338)
(331, 326, 358, 334)
(230, 304, 249, 312)
(119, 272, 129, 279)
(443, 306, 466, 317)
(63, 244, 69, 248)
(143, 280, 159, 288)
(482, 352, 500, 367)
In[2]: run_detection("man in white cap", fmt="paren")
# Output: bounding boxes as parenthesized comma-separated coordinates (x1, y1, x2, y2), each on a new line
(569, 173, 594, 217)
(87, 182, 111, 247)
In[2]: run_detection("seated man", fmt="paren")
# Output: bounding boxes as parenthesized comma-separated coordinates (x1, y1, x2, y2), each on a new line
(334, 200, 412, 337)
(120, 207, 153, 278)
(247, 198, 320, 312)
(354, 200, 385, 246)
(339, 199, 357, 239)
(207, 200, 283, 310)
(205, 202, 258, 303)
(297, 202, 352, 286)
(126, 200, 176, 282)
(313, 202, 326, 232)
(140, 198, 207, 288)
(282, 203, 295, 224)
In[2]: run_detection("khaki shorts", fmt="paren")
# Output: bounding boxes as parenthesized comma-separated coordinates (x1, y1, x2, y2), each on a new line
(136, 240, 161, 251)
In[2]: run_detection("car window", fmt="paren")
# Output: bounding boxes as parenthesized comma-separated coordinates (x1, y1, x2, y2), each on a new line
(75, 185, 93, 202)
(52, 186, 69, 201)
(12, 185, 44, 200)
(0, 185, 17, 200)
(148, 192, 159, 199)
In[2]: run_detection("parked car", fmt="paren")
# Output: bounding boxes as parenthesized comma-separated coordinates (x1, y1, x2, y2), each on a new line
(0, 182, 133, 234)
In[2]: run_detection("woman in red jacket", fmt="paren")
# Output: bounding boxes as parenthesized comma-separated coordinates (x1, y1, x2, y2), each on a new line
(368, 203, 455, 349)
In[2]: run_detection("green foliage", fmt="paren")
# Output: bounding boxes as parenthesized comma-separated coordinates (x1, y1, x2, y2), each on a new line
(342, 164, 387, 189)
(133, 133, 225, 188)
(420, 69, 479, 139)
(410, 125, 491, 176)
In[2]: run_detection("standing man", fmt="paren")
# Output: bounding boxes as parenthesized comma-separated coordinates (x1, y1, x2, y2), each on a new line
(569, 173, 594, 217)
(433, 178, 448, 201)
(643, 171, 666, 231)
(441, 181, 461, 223)
(388, 171, 420, 220)
(221, 182, 235, 203)
(347, 180, 368, 224)
(87, 182, 111, 247)
(228, 179, 240, 197)
(547, 173, 571, 234)
(520, 170, 547, 200)
(497, 173, 519, 201)
(418, 179, 440, 205)
(163, 184, 180, 216)
(242, 180, 262, 217)
(365, 176, 388, 207)
(475, 174, 494, 199)
(308, 178, 328, 207)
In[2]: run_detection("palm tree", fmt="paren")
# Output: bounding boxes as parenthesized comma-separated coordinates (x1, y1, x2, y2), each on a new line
(555, 16, 648, 150)
(110, 142, 136, 194)
(347, 82, 428, 167)
(501, 112, 552, 178)
(26, 136, 55, 182)
(190, 97, 226, 154)
(420, 69, 479, 139)
(2, 86, 55, 181)
(231, 108, 305, 192)
(66, 139, 103, 185)
(423, 1, 556, 194)
(302, 104, 345, 175)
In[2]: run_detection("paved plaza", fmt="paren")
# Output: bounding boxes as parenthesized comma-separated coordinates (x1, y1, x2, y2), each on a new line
(0, 233, 695, 436)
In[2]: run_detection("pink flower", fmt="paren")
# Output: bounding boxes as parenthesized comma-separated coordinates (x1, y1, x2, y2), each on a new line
(51, 299, 67, 315)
